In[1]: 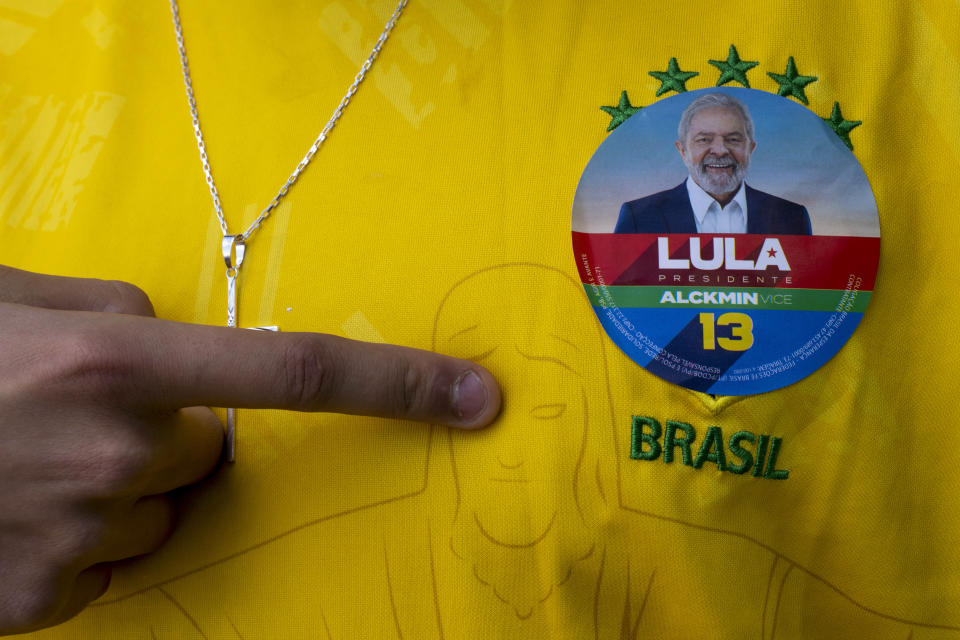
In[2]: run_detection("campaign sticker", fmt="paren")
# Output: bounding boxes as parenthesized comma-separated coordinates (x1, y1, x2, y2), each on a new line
(571, 88, 880, 395)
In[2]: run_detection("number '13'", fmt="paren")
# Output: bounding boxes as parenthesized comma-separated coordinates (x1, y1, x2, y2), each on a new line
(699, 312, 754, 351)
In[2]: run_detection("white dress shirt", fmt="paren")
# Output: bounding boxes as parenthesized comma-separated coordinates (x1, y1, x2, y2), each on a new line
(685, 176, 748, 233)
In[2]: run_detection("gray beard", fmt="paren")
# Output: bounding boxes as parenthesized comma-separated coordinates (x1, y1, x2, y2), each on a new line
(685, 154, 749, 197)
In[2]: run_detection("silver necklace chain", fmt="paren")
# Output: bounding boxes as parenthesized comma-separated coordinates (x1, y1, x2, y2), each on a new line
(169, 0, 408, 243)
(168, 0, 408, 462)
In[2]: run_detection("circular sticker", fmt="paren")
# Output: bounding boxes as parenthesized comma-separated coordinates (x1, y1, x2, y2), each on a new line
(572, 88, 879, 395)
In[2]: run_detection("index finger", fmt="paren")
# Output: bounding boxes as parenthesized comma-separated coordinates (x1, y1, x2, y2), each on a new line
(110, 315, 501, 429)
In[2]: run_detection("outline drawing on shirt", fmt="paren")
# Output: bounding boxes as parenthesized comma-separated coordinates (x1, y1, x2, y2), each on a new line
(41, 264, 957, 639)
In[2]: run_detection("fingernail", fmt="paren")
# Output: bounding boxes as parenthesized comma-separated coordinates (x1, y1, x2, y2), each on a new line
(452, 370, 487, 421)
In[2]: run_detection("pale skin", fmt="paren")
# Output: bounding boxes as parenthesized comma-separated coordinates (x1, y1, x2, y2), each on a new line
(675, 106, 757, 207)
(0, 265, 501, 635)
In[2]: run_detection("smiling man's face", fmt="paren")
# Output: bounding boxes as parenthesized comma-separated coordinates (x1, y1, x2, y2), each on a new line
(676, 105, 756, 200)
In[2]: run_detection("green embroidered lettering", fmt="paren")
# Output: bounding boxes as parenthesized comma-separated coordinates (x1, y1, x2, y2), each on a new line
(693, 426, 726, 471)
(752, 434, 770, 477)
(630, 416, 662, 461)
(762, 437, 790, 479)
(663, 420, 696, 466)
(627, 414, 789, 481)
(726, 430, 755, 475)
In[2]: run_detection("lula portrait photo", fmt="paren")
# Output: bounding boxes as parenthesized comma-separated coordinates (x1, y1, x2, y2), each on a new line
(572, 87, 879, 238)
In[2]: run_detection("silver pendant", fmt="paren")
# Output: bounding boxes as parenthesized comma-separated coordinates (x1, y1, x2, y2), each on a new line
(222, 235, 277, 462)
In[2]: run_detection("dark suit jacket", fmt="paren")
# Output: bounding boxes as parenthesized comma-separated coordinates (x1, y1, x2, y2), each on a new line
(613, 182, 812, 235)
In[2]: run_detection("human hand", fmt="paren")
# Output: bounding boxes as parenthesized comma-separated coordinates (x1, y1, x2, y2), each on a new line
(0, 265, 500, 635)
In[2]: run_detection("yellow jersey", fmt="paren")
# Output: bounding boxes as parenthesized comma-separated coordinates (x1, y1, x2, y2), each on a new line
(2, 1, 959, 637)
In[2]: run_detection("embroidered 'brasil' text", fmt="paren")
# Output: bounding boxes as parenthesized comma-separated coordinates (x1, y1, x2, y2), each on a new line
(629, 416, 789, 479)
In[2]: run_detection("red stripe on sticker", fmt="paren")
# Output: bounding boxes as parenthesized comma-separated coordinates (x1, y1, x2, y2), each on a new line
(572, 232, 879, 290)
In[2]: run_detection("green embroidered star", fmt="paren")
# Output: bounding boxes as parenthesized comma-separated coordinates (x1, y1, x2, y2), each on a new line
(709, 45, 759, 88)
(600, 90, 643, 132)
(823, 102, 861, 150)
(649, 58, 699, 96)
(767, 56, 817, 104)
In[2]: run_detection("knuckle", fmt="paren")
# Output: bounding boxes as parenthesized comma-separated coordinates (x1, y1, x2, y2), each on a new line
(47, 328, 130, 397)
(398, 361, 419, 413)
(78, 431, 153, 494)
(43, 420, 154, 497)
(0, 540, 95, 632)
(47, 516, 106, 567)
(281, 337, 332, 409)
(0, 581, 59, 633)
(396, 360, 429, 415)
(100, 280, 154, 316)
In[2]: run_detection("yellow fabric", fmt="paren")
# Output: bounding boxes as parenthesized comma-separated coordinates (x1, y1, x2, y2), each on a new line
(2, 0, 960, 637)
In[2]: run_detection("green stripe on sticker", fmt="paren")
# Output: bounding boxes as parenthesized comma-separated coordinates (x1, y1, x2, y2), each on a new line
(583, 284, 871, 313)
